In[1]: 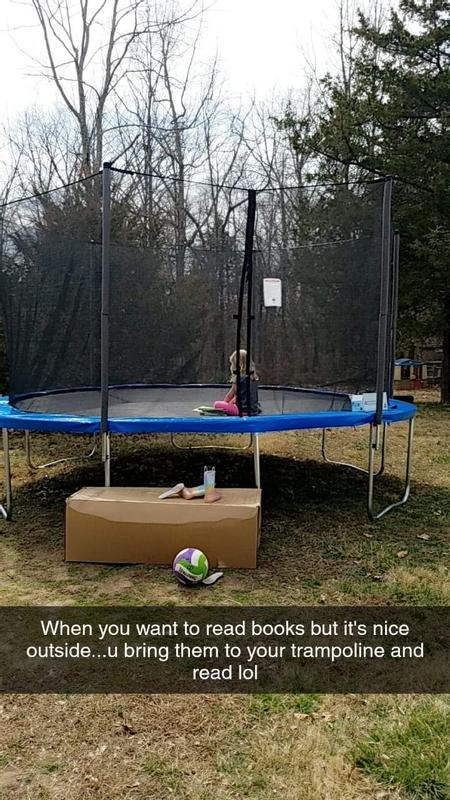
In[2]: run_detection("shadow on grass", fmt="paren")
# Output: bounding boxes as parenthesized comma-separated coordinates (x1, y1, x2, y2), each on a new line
(5, 442, 449, 581)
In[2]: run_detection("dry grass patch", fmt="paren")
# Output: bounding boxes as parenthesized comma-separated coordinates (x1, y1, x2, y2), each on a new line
(381, 565, 450, 605)
(0, 398, 448, 799)
(1, 407, 448, 607)
(3, 694, 439, 800)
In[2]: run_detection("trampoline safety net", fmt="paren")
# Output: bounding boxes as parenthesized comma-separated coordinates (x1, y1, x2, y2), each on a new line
(0, 167, 392, 414)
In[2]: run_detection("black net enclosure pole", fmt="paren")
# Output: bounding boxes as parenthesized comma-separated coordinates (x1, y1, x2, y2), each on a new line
(384, 231, 395, 398)
(101, 163, 112, 442)
(235, 190, 256, 415)
(245, 189, 257, 412)
(390, 232, 400, 396)
(234, 242, 246, 415)
(375, 177, 393, 426)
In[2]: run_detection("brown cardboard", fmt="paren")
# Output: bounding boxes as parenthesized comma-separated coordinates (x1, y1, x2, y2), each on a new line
(65, 487, 261, 568)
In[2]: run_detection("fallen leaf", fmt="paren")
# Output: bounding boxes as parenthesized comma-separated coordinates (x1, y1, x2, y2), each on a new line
(417, 533, 431, 541)
(119, 723, 137, 736)
(396, 550, 408, 558)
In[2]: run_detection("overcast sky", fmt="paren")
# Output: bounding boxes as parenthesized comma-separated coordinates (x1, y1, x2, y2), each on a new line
(0, 0, 359, 120)
(201, 0, 339, 100)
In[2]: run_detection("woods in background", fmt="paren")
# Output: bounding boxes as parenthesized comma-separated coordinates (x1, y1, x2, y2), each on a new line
(0, 0, 449, 400)
(280, 0, 450, 402)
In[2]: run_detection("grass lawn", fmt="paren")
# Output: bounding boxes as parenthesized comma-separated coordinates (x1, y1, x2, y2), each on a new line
(0, 392, 449, 799)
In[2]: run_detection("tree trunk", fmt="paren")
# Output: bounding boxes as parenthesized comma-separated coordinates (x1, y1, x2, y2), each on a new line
(174, 161, 186, 281)
(441, 304, 450, 404)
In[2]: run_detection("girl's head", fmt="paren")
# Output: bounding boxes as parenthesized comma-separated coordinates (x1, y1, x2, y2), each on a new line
(230, 349, 258, 380)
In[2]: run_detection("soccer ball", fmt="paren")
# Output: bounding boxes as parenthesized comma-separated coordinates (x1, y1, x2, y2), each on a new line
(172, 548, 209, 585)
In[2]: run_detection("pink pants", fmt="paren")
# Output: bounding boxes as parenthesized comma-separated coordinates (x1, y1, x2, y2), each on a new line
(214, 400, 239, 416)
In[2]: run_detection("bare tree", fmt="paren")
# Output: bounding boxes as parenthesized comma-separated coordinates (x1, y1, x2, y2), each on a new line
(4, 106, 82, 195)
(27, 0, 153, 174)
(114, 0, 249, 274)
(0, 136, 26, 206)
(239, 89, 316, 261)
(152, 2, 218, 276)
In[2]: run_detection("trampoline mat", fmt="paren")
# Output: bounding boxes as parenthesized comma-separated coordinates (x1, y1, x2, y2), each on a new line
(14, 385, 352, 418)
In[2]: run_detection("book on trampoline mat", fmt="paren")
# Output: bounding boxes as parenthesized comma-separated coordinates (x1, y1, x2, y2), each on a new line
(194, 406, 227, 416)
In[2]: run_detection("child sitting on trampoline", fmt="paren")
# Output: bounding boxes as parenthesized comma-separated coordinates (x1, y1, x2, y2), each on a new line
(214, 349, 260, 416)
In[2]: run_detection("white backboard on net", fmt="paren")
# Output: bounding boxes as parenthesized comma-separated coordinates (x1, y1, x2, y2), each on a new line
(263, 278, 282, 307)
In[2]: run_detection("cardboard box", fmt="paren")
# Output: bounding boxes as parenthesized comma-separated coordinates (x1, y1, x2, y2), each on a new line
(65, 487, 261, 568)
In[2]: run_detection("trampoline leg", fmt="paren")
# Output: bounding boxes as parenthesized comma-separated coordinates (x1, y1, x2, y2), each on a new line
(321, 424, 386, 477)
(253, 433, 261, 489)
(367, 418, 414, 521)
(1, 429, 12, 521)
(25, 430, 98, 470)
(102, 433, 111, 487)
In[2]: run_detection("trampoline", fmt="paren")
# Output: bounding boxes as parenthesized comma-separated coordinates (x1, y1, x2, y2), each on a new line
(0, 166, 416, 521)
(0, 385, 415, 523)
(0, 384, 415, 433)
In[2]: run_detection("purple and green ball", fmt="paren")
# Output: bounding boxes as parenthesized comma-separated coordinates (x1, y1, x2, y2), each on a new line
(172, 548, 209, 585)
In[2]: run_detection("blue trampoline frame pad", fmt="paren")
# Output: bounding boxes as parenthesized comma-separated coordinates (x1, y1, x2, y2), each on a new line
(0, 385, 416, 435)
